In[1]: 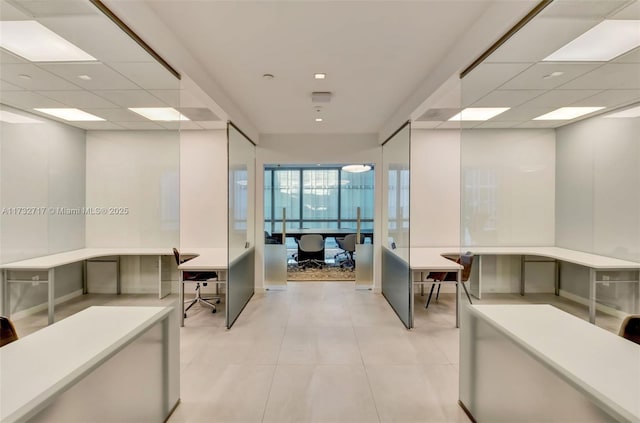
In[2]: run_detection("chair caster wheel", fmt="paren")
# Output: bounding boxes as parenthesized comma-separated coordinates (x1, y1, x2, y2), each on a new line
(212, 309, 216, 314)
(184, 313, 187, 318)
(216, 299, 221, 304)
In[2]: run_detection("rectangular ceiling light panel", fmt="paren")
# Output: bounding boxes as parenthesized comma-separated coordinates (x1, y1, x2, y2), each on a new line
(128, 107, 190, 121)
(533, 107, 604, 120)
(35, 108, 105, 121)
(0, 21, 96, 62)
(544, 20, 640, 62)
(448, 107, 510, 121)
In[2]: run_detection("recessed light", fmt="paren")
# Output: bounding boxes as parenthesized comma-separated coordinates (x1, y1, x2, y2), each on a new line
(315, 117, 323, 122)
(533, 107, 604, 120)
(542, 71, 564, 79)
(604, 104, 640, 118)
(0, 110, 42, 124)
(314, 73, 326, 80)
(448, 107, 510, 121)
(263, 73, 274, 80)
(342, 164, 371, 173)
(544, 20, 640, 62)
(34, 108, 105, 121)
(0, 21, 96, 62)
(78, 74, 92, 81)
(18, 74, 31, 80)
(128, 107, 190, 122)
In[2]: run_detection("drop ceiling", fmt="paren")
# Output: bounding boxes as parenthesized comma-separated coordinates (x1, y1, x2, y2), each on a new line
(0, 0, 220, 130)
(417, 0, 640, 129)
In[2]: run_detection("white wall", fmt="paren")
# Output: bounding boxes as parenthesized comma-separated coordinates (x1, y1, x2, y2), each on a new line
(410, 129, 461, 247)
(85, 130, 180, 248)
(257, 133, 383, 291)
(461, 129, 556, 247)
(180, 130, 227, 248)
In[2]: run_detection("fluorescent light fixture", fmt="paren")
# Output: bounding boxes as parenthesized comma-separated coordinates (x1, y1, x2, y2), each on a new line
(342, 164, 371, 173)
(533, 107, 604, 120)
(0, 110, 42, 124)
(34, 108, 105, 121)
(448, 107, 510, 121)
(544, 20, 640, 62)
(0, 21, 96, 62)
(314, 73, 326, 79)
(315, 117, 323, 122)
(128, 107, 189, 122)
(604, 104, 640, 118)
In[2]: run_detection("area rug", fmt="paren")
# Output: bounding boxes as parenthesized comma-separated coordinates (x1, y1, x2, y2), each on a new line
(287, 264, 355, 281)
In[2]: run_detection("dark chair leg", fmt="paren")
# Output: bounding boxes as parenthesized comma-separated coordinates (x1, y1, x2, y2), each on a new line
(435, 284, 442, 302)
(426, 283, 437, 309)
(461, 281, 473, 304)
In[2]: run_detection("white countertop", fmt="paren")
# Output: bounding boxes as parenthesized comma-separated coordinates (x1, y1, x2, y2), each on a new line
(469, 304, 640, 422)
(0, 248, 174, 270)
(409, 247, 464, 270)
(0, 306, 171, 422)
(178, 248, 227, 271)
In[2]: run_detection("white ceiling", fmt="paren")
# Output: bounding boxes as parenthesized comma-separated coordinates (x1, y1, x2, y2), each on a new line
(417, 0, 640, 129)
(0, 0, 220, 130)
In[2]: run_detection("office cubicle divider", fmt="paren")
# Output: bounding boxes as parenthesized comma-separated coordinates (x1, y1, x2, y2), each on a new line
(227, 122, 256, 328)
(381, 122, 411, 328)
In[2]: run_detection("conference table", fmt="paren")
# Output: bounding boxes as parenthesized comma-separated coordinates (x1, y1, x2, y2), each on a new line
(0, 248, 178, 325)
(271, 228, 374, 240)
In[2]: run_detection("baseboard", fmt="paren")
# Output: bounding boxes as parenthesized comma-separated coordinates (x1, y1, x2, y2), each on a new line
(559, 290, 629, 319)
(11, 289, 84, 320)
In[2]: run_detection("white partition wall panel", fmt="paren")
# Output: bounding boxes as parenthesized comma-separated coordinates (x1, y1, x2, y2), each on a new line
(410, 129, 460, 247)
(460, 129, 556, 246)
(180, 130, 227, 248)
(85, 130, 179, 248)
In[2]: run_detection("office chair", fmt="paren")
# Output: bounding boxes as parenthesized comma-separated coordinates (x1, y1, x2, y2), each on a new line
(0, 316, 19, 348)
(618, 314, 640, 345)
(173, 248, 221, 317)
(425, 252, 474, 309)
(296, 234, 325, 269)
(335, 234, 357, 268)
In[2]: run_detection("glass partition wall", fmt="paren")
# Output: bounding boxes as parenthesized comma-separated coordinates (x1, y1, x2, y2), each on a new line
(226, 123, 255, 329)
(460, 0, 640, 313)
(381, 122, 411, 328)
(0, 0, 180, 320)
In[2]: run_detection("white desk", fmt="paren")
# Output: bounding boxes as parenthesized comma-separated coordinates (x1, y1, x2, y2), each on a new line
(460, 304, 640, 422)
(409, 248, 464, 327)
(410, 246, 640, 324)
(0, 306, 179, 423)
(177, 248, 228, 327)
(0, 248, 177, 324)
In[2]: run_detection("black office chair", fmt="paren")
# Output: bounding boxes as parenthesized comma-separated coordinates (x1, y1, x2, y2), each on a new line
(296, 234, 325, 269)
(425, 252, 474, 309)
(619, 314, 640, 345)
(0, 316, 19, 348)
(335, 234, 357, 268)
(173, 248, 221, 317)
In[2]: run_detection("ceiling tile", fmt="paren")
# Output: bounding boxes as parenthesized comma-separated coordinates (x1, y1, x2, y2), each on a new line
(475, 121, 526, 129)
(148, 90, 180, 107)
(570, 89, 640, 108)
(72, 121, 125, 131)
(199, 121, 228, 130)
(0, 64, 82, 91)
(37, 90, 118, 108)
(486, 16, 601, 64)
(0, 0, 32, 19)
(109, 62, 179, 90)
(38, 63, 140, 90)
(516, 120, 565, 129)
(613, 47, 640, 64)
(0, 50, 27, 64)
(520, 89, 602, 108)
(0, 90, 68, 109)
(0, 79, 24, 91)
(411, 120, 442, 129)
(92, 90, 167, 108)
(500, 62, 602, 90)
(490, 106, 553, 122)
(462, 63, 532, 106)
(83, 108, 149, 122)
(558, 64, 640, 90)
(541, 1, 629, 18)
(610, 0, 640, 19)
(10, 0, 98, 17)
(472, 89, 545, 107)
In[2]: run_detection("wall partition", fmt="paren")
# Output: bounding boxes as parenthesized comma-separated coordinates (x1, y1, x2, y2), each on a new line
(226, 123, 255, 329)
(381, 122, 411, 328)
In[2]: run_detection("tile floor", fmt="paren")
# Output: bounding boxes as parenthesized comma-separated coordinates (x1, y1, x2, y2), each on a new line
(11, 282, 624, 423)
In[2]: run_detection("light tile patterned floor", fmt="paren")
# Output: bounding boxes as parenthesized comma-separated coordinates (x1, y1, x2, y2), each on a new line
(11, 282, 624, 423)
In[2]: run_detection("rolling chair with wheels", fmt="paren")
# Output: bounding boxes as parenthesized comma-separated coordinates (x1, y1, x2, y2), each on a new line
(618, 314, 640, 345)
(0, 316, 18, 348)
(425, 252, 474, 309)
(296, 234, 325, 269)
(335, 233, 357, 268)
(173, 248, 221, 317)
